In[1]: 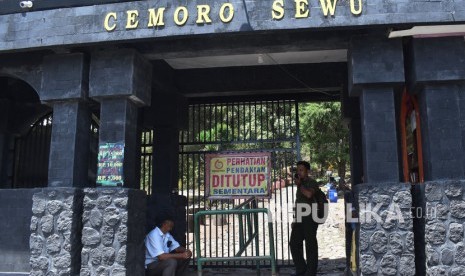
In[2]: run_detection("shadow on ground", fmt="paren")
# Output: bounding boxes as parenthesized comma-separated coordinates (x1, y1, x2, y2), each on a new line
(187, 258, 347, 275)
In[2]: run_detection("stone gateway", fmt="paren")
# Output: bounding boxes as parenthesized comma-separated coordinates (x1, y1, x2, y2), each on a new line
(1, 0, 465, 275)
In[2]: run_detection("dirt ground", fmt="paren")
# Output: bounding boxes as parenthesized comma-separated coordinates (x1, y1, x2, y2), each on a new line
(187, 186, 348, 275)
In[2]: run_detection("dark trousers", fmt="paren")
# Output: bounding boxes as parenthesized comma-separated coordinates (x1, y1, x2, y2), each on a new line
(145, 258, 190, 276)
(290, 219, 319, 276)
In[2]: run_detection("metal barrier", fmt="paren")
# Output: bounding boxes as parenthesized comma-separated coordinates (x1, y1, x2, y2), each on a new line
(194, 197, 276, 276)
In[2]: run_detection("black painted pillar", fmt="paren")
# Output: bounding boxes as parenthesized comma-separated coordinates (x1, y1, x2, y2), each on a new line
(348, 36, 418, 276)
(0, 99, 10, 188)
(349, 120, 363, 184)
(153, 127, 179, 194)
(408, 37, 465, 180)
(150, 93, 187, 196)
(89, 49, 152, 189)
(341, 87, 363, 272)
(407, 37, 465, 276)
(342, 88, 363, 185)
(41, 53, 91, 188)
(349, 36, 405, 183)
(142, 63, 188, 241)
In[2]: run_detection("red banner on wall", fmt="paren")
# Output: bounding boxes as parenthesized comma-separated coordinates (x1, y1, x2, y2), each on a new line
(206, 152, 272, 199)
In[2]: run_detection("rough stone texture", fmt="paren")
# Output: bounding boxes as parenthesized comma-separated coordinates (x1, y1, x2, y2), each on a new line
(451, 265, 465, 276)
(436, 204, 449, 220)
(425, 181, 465, 274)
(29, 188, 83, 276)
(390, 233, 404, 255)
(441, 248, 454, 265)
(81, 188, 146, 276)
(354, 183, 415, 275)
(426, 222, 446, 245)
(370, 231, 388, 254)
(360, 254, 377, 275)
(399, 255, 415, 275)
(427, 246, 440, 266)
(450, 223, 464, 243)
(380, 254, 398, 275)
(451, 201, 465, 219)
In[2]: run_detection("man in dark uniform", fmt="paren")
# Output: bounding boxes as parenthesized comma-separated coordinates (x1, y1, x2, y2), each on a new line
(290, 161, 319, 276)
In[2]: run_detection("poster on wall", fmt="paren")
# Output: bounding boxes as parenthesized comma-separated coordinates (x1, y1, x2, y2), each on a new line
(206, 152, 272, 199)
(97, 142, 124, 187)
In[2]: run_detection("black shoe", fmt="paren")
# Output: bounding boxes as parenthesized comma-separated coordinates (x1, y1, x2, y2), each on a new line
(290, 272, 306, 276)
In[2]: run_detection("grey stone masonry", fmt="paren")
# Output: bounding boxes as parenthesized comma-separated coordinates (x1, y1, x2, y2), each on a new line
(424, 180, 465, 275)
(354, 183, 415, 276)
(81, 188, 146, 276)
(29, 188, 83, 276)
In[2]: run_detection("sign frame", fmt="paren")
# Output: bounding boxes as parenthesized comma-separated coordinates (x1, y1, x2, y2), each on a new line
(96, 142, 125, 187)
(205, 152, 272, 199)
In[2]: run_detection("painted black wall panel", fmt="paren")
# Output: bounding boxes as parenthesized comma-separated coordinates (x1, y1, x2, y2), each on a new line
(0, 189, 37, 272)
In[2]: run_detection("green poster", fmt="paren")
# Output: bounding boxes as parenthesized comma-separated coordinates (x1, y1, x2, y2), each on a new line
(97, 142, 124, 187)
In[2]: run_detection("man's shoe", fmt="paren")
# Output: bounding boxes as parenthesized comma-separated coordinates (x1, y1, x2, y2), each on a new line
(290, 272, 306, 276)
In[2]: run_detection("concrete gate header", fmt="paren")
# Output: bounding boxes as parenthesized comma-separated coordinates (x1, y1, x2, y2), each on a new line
(0, 0, 463, 53)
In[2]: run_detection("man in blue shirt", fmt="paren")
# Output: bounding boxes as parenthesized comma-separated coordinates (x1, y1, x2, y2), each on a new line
(145, 217, 192, 276)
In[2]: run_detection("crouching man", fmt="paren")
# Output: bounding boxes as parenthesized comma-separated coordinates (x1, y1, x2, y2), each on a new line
(145, 217, 192, 276)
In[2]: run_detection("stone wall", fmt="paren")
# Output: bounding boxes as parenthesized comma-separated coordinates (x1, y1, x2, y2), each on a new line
(80, 188, 146, 276)
(354, 182, 416, 275)
(425, 180, 465, 275)
(29, 188, 83, 276)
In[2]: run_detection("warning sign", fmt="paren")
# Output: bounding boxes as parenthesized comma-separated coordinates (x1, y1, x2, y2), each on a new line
(206, 152, 271, 199)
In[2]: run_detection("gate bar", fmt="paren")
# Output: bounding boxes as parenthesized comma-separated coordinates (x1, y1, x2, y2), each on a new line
(194, 206, 276, 276)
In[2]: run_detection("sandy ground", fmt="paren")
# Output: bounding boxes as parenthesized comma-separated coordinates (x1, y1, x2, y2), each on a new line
(186, 186, 347, 275)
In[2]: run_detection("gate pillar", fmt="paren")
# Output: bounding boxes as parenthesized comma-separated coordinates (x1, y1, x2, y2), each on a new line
(349, 35, 416, 275)
(0, 99, 11, 187)
(41, 53, 91, 188)
(86, 49, 151, 276)
(142, 62, 188, 243)
(341, 88, 362, 272)
(89, 49, 152, 189)
(342, 88, 363, 186)
(407, 37, 465, 275)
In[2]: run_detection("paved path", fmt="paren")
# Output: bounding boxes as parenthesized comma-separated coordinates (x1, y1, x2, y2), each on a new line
(187, 264, 346, 275)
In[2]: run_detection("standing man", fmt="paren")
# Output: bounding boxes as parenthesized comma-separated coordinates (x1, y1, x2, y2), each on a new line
(290, 161, 319, 276)
(145, 216, 192, 276)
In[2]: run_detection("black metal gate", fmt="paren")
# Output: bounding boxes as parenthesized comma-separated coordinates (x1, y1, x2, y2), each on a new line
(179, 100, 300, 267)
(13, 113, 100, 188)
(13, 113, 53, 188)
